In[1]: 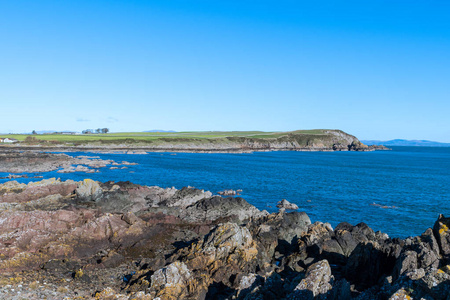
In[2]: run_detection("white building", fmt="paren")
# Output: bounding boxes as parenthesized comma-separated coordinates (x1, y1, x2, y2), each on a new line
(0, 138, 18, 143)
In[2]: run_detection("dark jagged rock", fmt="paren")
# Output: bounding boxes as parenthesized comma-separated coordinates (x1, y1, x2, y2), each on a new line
(289, 259, 334, 299)
(433, 214, 450, 258)
(344, 241, 401, 290)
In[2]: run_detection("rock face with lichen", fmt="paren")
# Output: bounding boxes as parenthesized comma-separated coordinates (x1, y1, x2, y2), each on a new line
(291, 259, 333, 298)
(0, 178, 450, 299)
(75, 178, 103, 201)
(149, 261, 195, 299)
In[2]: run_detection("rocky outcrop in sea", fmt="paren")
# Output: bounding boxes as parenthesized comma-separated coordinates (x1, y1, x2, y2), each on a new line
(0, 150, 135, 173)
(0, 179, 448, 299)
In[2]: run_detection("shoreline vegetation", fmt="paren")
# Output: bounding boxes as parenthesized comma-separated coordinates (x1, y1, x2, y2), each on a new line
(0, 178, 449, 299)
(0, 129, 389, 153)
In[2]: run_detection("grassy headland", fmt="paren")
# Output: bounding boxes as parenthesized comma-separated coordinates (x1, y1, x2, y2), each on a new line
(2, 130, 326, 142)
(0, 129, 373, 152)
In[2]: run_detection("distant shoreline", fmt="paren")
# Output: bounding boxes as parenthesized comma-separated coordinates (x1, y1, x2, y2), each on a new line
(0, 144, 389, 154)
(362, 139, 450, 147)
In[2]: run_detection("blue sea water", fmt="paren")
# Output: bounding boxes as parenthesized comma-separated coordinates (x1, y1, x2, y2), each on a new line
(1, 146, 449, 238)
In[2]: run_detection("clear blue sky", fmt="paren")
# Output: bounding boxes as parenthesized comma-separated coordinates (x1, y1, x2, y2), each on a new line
(1, 1, 449, 141)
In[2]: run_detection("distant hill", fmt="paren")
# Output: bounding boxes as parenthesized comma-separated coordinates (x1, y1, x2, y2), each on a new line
(143, 130, 177, 133)
(35, 130, 59, 134)
(33, 130, 78, 134)
(362, 139, 450, 147)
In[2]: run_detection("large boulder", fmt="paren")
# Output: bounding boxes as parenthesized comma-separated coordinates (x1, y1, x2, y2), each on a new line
(334, 222, 378, 256)
(289, 259, 334, 299)
(0, 178, 77, 203)
(296, 222, 337, 263)
(344, 240, 401, 290)
(253, 211, 311, 249)
(160, 187, 212, 208)
(149, 261, 198, 299)
(243, 211, 311, 274)
(202, 223, 254, 259)
(181, 196, 268, 224)
(75, 179, 103, 201)
(165, 222, 260, 298)
(182, 222, 258, 274)
(393, 250, 418, 279)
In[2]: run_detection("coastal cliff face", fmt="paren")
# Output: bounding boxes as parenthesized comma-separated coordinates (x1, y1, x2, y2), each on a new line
(0, 179, 449, 299)
(223, 130, 367, 152)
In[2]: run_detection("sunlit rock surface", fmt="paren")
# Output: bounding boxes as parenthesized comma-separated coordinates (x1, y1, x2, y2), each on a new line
(0, 178, 449, 299)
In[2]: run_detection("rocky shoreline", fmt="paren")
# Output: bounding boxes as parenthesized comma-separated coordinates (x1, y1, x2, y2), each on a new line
(0, 178, 448, 299)
(0, 144, 390, 154)
(0, 150, 136, 174)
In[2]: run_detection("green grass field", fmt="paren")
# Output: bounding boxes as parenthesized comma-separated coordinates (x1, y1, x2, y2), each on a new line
(1, 130, 329, 144)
